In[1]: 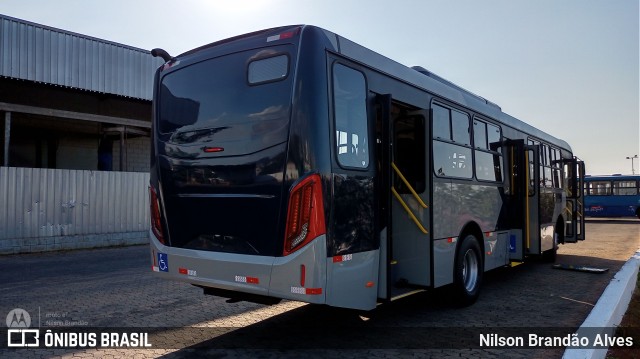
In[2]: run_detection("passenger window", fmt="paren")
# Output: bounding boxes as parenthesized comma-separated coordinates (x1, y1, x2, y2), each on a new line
(613, 180, 637, 195)
(432, 104, 450, 140)
(432, 103, 473, 179)
(333, 64, 369, 169)
(588, 181, 611, 195)
(473, 119, 503, 182)
(433, 141, 472, 179)
(475, 151, 502, 182)
(473, 120, 487, 149)
(487, 123, 501, 151)
(451, 110, 470, 145)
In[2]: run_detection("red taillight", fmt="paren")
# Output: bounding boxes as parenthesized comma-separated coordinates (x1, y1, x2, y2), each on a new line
(283, 174, 325, 256)
(149, 186, 166, 245)
(203, 146, 224, 153)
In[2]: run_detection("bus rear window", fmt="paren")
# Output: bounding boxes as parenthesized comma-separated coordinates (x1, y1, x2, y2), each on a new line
(158, 47, 293, 140)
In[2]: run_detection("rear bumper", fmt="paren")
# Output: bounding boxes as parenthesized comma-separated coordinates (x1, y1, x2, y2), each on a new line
(149, 229, 327, 304)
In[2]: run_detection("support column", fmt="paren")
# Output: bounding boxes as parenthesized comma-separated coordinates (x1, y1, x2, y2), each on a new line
(119, 127, 125, 171)
(3, 112, 10, 167)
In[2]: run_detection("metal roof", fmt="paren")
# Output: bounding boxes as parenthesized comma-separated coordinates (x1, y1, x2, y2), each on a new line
(0, 14, 163, 101)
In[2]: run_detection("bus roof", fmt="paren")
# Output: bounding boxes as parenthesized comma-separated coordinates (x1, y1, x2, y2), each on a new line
(164, 24, 574, 153)
(325, 26, 573, 152)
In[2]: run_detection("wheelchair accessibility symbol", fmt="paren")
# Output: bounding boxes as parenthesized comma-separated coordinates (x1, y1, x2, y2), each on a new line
(158, 253, 168, 272)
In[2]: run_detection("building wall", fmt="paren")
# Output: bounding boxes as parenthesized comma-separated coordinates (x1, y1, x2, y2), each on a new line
(0, 15, 157, 254)
(112, 136, 150, 173)
(0, 167, 150, 254)
(0, 14, 163, 101)
(57, 137, 99, 170)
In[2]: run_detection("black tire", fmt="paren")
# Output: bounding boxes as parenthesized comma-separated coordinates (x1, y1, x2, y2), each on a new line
(542, 244, 557, 263)
(452, 234, 483, 307)
(543, 223, 562, 263)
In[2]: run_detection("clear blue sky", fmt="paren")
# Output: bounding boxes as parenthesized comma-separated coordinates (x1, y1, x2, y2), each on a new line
(2, 0, 638, 175)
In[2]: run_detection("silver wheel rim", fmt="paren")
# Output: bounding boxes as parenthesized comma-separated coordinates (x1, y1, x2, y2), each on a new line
(462, 248, 479, 292)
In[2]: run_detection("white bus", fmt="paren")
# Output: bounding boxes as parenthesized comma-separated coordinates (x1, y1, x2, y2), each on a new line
(149, 25, 585, 311)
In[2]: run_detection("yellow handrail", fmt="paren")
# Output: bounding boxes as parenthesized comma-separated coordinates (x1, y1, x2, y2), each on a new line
(391, 162, 427, 208)
(391, 187, 428, 234)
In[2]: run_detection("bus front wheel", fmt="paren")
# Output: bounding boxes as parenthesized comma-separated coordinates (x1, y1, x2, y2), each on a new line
(452, 234, 483, 306)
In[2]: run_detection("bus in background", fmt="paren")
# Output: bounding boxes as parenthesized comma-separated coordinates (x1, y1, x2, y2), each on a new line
(149, 25, 585, 311)
(584, 175, 640, 218)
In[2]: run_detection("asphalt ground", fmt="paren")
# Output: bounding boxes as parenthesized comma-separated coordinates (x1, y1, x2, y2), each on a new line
(0, 218, 638, 358)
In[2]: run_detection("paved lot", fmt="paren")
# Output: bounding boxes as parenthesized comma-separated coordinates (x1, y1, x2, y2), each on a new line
(1, 219, 638, 358)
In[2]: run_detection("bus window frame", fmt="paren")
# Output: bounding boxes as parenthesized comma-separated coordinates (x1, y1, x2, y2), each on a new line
(472, 116, 504, 183)
(330, 60, 371, 172)
(431, 100, 474, 180)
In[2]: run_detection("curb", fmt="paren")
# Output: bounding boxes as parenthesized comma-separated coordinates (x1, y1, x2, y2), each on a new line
(562, 249, 640, 359)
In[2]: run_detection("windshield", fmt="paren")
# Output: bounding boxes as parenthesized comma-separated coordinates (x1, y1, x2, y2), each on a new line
(158, 46, 294, 155)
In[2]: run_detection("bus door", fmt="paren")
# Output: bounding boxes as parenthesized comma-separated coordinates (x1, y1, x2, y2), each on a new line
(507, 140, 540, 260)
(376, 94, 431, 300)
(325, 62, 379, 311)
(563, 158, 585, 242)
(525, 144, 542, 254)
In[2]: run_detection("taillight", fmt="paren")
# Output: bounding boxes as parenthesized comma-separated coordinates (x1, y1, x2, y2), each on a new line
(283, 174, 326, 256)
(149, 186, 166, 245)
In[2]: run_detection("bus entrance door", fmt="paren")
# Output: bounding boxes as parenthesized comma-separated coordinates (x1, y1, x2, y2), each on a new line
(525, 145, 542, 255)
(377, 95, 431, 300)
(507, 140, 540, 261)
(563, 158, 585, 242)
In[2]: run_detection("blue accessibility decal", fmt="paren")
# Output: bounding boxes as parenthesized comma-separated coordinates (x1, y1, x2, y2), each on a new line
(158, 253, 169, 272)
(509, 235, 516, 253)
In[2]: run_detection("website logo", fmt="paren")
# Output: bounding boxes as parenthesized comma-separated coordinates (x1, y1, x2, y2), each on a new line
(6, 308, 39, 347)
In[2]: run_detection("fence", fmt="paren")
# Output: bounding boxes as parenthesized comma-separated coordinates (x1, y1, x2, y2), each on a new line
(0, 167, 149, 254)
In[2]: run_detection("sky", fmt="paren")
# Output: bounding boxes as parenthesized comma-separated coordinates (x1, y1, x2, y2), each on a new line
(2, 0, 638, 175)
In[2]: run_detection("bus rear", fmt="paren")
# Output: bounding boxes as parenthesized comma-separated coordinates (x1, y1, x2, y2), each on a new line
(149, 26, 331, 305)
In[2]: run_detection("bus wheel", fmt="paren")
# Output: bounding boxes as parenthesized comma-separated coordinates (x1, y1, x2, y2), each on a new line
(453, 234, 483, 306)
(636, 207, 640, 219)
(543, 222, 562, 263)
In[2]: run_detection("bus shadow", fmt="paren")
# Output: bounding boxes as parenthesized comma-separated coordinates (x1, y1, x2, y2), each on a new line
(147, 249, 633, 357)
(155, 296, 466, 356)
(156, 255, 627, 356)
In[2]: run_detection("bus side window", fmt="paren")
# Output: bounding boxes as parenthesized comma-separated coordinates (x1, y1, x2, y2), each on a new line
(613, 180, 637, 195)
(432, 103, 472, 179)
(333, 64, 369, 169)
(588, 181, 611, 195)
(473, 119, 503, 182)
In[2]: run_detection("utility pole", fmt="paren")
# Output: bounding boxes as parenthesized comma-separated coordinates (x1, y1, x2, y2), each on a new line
(626, 155, 638, 175)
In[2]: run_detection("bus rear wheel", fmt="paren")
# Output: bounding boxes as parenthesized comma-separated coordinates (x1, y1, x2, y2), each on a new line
(452, 234, 483, 306)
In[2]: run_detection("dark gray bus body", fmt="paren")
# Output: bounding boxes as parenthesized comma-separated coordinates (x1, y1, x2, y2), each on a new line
(149, 25, 584, 311)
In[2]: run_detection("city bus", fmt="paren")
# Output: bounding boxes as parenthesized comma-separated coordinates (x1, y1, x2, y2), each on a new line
(148, 25, 585, 311)
(584, 175, 640, 218)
